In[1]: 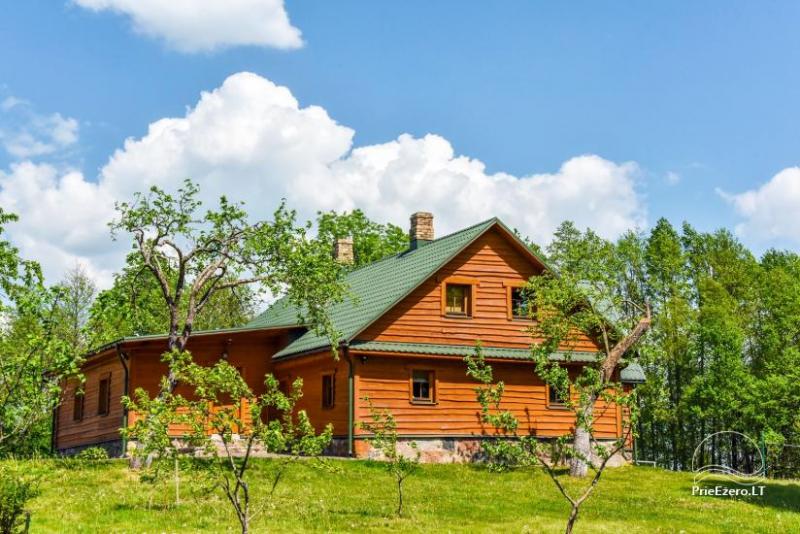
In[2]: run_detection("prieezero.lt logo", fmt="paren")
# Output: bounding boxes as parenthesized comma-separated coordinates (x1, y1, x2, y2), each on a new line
(691, 431, 766, 496)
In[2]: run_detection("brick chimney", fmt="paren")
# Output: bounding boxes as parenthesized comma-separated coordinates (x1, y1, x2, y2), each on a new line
(409, 212, 434, 250)
(333, 237, 354, 264)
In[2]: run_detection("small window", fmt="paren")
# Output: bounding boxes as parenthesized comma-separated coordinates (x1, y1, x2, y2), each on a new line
(510, 286, 532, 319)
(445, 284, 471, 316)
(411, 370, 434, 403)
(73, 392, 84, 422)
(322, 374, 335, 409)
(97, 374, 111, 416)
(548, 384, 569, 407)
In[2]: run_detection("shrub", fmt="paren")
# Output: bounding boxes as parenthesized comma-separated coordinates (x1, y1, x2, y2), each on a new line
(75, 447, 109, 461)
(0, 464, 39, 534)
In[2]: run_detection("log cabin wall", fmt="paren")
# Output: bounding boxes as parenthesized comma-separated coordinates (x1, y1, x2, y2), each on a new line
(55, 350, 125, 451)
(359, 227, 599, 351)
(272, 351, 350, 437)
(127, 332, 288, 436)
(353, 355, 621, 439)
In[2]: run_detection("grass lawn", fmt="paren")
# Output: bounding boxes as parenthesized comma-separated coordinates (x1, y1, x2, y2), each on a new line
(11, 458, 799, 533)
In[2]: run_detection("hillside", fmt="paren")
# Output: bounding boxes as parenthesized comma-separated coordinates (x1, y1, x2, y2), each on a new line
(13, 459, 800, 533)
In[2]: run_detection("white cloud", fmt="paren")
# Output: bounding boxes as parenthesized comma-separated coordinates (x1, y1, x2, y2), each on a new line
(0, 99, 79, 159)
(665, 171, 681, 185)
(0, 72, 646, 287)
(1, 97, 26, 112)
(72, 0, 303, 52)
(0, 162, 118, 287)
(719, 167, 800, 244)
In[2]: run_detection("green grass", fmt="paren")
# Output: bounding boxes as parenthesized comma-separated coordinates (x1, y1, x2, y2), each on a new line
(9, 458, 799, 533)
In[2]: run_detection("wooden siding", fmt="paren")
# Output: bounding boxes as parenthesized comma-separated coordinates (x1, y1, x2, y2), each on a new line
(354, 355, 621, 439)
(56, 352, 125, 450)
(127, 332, 285, 437)
(360, 228, 600, 351)
(273, 352, 350, 437)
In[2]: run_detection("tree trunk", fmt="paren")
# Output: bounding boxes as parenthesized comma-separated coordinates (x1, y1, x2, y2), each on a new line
(565, 504, 579, 534)
(397, 477, 404, 516)
(570, 399, 595, 477)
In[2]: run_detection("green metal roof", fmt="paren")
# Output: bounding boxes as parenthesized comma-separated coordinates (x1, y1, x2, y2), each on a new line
(348, 340, 600, 362)
(249, 217, 548, 359)
(620, 362, 646, 384)
(351, 341, 644, 383)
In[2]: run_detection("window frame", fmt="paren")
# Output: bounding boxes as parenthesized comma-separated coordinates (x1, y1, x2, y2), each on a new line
(321, 373, 336, 409)
(504, 280, 532, 321)
(409, 369, 436, 405)
(97, 373, 112, 417)
(439, 276, 479, 318)
(72, 390, 84, 422)
(546, 383, 570, 409)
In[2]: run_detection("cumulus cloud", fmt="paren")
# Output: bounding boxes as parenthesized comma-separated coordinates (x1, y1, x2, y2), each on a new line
(72, 0, 303, 52)
(0, 162, 119, 286)
(719, 167, 800, 244)
(0, 99, 79, 159)
(0, 72, 646, 286)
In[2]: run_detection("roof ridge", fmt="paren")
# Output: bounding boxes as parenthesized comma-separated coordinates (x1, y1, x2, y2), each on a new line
(341, 216, 499, 275)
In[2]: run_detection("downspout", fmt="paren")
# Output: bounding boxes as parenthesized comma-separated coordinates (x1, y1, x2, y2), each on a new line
(341, 341, 354, 457)
(50, 403, 59, 454)
(116, 344, 130, 458)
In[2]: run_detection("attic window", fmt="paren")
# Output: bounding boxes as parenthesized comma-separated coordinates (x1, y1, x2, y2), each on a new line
(445, 284, 471, 316)
(505, 281, 533, 320)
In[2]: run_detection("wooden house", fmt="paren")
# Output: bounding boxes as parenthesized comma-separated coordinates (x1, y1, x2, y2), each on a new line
(54, 213, 645, 462)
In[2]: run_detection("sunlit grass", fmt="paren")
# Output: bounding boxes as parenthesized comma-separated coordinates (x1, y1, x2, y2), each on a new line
(11, 458, 799, 533)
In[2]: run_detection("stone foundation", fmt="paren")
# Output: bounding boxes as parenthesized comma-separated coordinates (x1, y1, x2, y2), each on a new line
(58, 439, 125, 458)
(124, 435, 630, 466)
(355, 437, 631, 466)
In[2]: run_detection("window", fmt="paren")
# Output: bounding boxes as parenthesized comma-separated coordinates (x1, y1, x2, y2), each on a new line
(97, 374, 111, 416)
(505, 281, 533, 320)
(445, 284, 471, 316)
(411, 370, 434, 403)
(548, 384, 569, 407)
(322, 374, 335, 409)
(73, 391, 84, 422)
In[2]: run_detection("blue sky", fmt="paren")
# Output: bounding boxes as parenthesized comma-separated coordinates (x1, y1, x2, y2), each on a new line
(0, 1, 798, 285)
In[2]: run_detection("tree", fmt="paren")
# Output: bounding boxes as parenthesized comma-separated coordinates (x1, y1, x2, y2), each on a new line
(465, 344, 638, 534)
(528, 222, 650, 477)
(52, 265, 96, 358)
(123, 350, 333, 534)
(316, 209, 408, 267)
(0, 210, 78, 455)
(109, 179, 345, 392)
(359, 398, 420, 516)
(86, 252, 258, 349)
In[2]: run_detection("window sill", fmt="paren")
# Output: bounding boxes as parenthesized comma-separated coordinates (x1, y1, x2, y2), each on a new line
(410, 399, 437, 406)
(444, 313, 471, 319)
(546, 404, 570, 411)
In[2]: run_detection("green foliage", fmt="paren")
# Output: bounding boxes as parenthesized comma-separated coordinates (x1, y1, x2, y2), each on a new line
(109, 179, 345, 356)
(74, 447, 109, 461)
(0, 462, 38, 534)
(316, 209, 408, 267)
(124, 350, 333, 533)
(465, 342, 639, 534)
(360, 398, 420, 515)
(0, 210, 80, 455)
